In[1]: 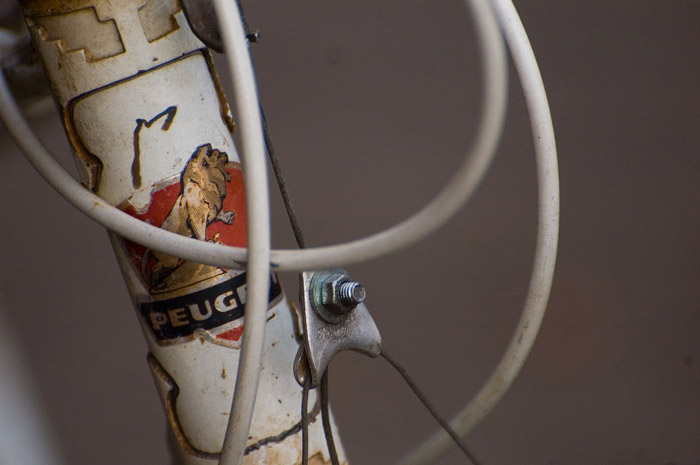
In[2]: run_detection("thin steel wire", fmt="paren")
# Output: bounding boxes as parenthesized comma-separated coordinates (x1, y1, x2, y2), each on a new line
(399, 0, 559, 463)
(320, 372, 340, 465)
(262, 109, 308, 250)
(381, 349, 483, 465)
(0, 0, 558, 464)
(301, 373, 311, 465)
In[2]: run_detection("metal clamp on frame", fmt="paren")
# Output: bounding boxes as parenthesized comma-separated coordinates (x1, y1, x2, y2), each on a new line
(295, 269, 382, 388)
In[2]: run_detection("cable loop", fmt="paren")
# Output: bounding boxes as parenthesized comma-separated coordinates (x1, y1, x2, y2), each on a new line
(0, 0, 558, 464)
(0, 0, 507, 273)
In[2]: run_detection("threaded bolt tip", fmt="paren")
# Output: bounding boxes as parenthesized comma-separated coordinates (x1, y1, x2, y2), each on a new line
(338, 281, 366, 305)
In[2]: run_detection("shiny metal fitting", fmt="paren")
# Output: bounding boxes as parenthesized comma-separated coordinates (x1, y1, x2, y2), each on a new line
(295, 269, 381, 387)
(318, 273, 366, 322)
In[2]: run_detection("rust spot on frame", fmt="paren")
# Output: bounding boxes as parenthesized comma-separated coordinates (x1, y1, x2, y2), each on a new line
(62, 105, 103, 191)
(149, 353, 327, 461)
(26, 7, 125, 62)
(59, 50, 230, 193)
(308, 452, 338, 465)
(20, 0, 101, 17)
(203, 50, 236, 134)
(62, 50, 233, 173)
(137, 0, 181, 43)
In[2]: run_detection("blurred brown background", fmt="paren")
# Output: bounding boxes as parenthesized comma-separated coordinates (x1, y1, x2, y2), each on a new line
(1, 1, 699, 464)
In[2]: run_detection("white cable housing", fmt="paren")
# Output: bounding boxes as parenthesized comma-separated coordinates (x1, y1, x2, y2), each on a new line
(0, 0, 507, 273)
(399, 0, 559, 463)
(0, 0, 559, 464)
(212, 0, 270, 464)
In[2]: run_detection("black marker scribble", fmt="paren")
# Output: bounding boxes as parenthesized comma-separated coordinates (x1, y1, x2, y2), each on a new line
(132, 106, 177, 188)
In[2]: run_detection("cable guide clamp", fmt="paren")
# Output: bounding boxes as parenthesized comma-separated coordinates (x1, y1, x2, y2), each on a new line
(294, 269, 382, 388)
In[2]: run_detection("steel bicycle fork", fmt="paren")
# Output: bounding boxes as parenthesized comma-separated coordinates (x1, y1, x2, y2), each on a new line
(17, 0, 345, 463)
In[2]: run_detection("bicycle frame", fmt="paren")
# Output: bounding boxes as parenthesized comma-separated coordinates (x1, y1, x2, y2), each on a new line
(14, 1, 341, 464)
(1, 0, 558, 464)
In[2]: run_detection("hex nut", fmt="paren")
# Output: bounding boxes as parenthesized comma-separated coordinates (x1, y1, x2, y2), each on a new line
(322, 273, 351, 317)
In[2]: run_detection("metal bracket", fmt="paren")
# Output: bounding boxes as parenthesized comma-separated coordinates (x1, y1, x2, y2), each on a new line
(294, 269, 382, 388)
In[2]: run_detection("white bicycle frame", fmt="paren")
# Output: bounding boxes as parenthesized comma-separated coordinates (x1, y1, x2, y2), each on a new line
(0, 0, 558, 464)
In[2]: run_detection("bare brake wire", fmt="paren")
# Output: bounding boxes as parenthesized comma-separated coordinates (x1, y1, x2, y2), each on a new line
(380, 349, 483, 465)
(260, 65, 484, 465)
(301, 372, 311, 464)
(261, 109, 307, 250)
(230, 4, 317, 459)
(320, 371, 341, 465)
(242, 2, 483, 462)
(261, 114, 337, 465)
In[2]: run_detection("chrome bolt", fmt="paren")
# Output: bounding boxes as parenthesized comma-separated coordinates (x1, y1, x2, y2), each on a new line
(311, 271, 367, 323)
(322, 278, 365, 316)
(337, 281, 366, 307)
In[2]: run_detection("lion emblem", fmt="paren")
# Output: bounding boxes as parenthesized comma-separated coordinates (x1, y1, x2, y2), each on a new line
(145, 143, 235, 291)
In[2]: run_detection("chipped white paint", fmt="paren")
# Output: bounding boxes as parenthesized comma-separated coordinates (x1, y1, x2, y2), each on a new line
(20, 0, 345, 462)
